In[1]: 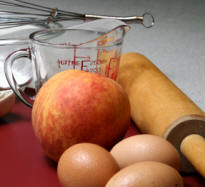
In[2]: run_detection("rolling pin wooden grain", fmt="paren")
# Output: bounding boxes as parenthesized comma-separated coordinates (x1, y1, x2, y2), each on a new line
(117, 52, 205, 176)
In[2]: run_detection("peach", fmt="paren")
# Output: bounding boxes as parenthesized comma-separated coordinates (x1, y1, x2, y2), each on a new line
(32, 70, 130, 162)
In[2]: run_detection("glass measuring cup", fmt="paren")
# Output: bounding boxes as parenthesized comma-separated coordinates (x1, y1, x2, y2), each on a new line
(4, 19, 130, 108)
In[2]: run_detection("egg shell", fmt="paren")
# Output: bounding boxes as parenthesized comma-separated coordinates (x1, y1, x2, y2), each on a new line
(110, 134, 181, 170)
(57, 143, 119, 187)
(105, 161, 184, 187)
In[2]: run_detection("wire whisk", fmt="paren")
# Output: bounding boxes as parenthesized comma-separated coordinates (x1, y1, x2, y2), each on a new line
(0, 0, 155, 29)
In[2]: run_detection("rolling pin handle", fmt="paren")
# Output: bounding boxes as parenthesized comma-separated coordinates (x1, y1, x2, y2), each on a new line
(180, 134, 205, 178)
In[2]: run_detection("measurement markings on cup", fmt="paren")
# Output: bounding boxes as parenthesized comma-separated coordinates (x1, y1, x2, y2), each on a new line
(56, 46, 120, 79)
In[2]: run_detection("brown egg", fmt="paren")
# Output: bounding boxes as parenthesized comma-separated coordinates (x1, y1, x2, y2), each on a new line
(110, 134, 181, 170)
(106, 161, 184, 187)
(57, 143, 120, 187)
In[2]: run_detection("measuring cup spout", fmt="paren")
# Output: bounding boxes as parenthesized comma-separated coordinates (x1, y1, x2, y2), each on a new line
(118, 24, 130, 34)
(85, 23, 130, 48)
(68, 19, 130, 47)
(96, 24, 130, 48)
(112, 24, 130, 39)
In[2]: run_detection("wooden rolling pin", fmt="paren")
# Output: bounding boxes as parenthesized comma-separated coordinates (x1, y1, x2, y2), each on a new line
(117, 52, 205, 176)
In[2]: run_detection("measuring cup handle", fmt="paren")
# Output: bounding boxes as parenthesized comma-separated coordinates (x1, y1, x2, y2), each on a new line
(4, 48, 33, 108)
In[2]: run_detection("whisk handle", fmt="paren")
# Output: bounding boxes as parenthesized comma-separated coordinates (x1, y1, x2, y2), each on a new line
(85, 12, 154, 28)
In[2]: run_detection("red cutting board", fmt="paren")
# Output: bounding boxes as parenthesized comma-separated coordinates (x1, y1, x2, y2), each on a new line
(0, 101, 204, 187)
